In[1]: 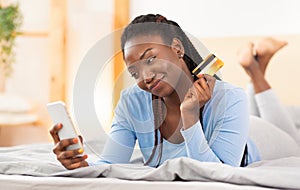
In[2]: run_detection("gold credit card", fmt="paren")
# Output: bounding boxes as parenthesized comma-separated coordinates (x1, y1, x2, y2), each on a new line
(192, 54, 224, 78)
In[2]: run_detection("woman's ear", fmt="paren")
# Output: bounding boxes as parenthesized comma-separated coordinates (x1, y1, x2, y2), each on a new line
(171, 38, 185, 58)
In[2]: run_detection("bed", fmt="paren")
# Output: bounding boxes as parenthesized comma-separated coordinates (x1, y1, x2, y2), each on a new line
(1, 116, 300, 190)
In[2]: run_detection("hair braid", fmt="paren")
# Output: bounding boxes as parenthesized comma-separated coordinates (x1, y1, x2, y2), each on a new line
(144, 94, 164, 167)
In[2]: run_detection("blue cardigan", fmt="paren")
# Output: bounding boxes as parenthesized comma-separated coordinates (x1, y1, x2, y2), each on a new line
(91, 80, 261, 167)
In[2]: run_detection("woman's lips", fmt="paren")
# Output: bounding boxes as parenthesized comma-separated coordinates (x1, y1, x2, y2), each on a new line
(150, 79, 161, 90)
(149, 75, 165, 91)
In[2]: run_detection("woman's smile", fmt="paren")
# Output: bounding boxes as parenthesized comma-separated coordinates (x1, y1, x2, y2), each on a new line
(149, 75, 165, 92)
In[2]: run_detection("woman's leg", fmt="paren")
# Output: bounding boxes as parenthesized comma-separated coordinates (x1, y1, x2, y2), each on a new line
(255, 89, 300, 145)
(246, 83, 260, 117)
(237, 42, 268, 116)
(238, 38, 300, 145)
(237, 38, 286, 116)
(253, 37, 287, 75)
(248, 116, 300, 160)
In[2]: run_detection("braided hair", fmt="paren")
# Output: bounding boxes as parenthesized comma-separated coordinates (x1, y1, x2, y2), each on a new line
(121, 14, 203, 81)
(121, 14, 203, 167)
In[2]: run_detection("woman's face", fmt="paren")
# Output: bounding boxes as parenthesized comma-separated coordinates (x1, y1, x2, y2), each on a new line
(123, 35, 187, 97)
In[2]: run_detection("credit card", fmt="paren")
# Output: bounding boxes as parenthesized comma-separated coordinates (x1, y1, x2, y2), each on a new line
(192, 54, 224, 78)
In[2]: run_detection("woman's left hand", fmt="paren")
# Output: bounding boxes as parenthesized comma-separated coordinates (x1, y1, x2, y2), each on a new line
(180, 74, 216, 129)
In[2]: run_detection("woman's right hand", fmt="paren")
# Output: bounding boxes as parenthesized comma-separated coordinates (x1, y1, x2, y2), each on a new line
(49, 123, 88, 170)
(180, 74, 215, 129)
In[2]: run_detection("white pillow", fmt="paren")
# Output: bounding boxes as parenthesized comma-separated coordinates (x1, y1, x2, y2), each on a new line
(249, 115, 300, 160)
(0, 93, 32, 113)
(285, 105, 300, 129)
(0, 113, 37, 125)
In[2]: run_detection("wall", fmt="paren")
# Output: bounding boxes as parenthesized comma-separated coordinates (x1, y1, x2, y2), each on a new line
(1, 0, 115, 145)
(66, 0, 114, 137)
(129, 0, 300, 105)
(6, 0, 50, 104)
(130, 0, 300, 37)
(2, 0, 300, 145)
(201, 35, 300, 105)
(0, 0, 51, 146)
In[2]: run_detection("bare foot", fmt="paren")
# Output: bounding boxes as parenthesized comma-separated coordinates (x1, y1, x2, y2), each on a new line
(237, 42, 261, 77)
(254, 37, 287, 74)
(237, 42, 271, 94)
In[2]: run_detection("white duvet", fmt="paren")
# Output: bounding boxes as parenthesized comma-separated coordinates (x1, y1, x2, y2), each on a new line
(0, 140, 300, 190)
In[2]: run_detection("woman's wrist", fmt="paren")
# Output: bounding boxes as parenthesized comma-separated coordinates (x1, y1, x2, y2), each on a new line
(181, 111, 199, 130)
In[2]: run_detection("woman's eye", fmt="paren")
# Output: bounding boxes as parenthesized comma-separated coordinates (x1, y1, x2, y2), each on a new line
(146, 56, 156, 65)
(130, 72, 139, 79)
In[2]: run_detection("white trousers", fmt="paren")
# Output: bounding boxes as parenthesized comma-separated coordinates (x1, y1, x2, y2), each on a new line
(247, 84, 300, 160)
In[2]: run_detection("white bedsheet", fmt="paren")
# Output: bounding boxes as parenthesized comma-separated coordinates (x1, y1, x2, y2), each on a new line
(0, 174, 275, 190)
(1, 141, 300, 190)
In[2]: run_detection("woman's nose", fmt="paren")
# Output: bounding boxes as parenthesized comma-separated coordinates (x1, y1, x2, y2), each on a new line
(143, 72, 156, 84)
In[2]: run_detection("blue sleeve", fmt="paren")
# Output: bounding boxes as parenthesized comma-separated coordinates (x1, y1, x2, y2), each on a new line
(89, 92, 137, 166)
(181, 88, 249, 167)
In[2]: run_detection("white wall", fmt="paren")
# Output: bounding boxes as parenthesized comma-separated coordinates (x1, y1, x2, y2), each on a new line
(130, 0, 300, 37)
(66, 0, 114, 136)
(66, 0, 114, 106)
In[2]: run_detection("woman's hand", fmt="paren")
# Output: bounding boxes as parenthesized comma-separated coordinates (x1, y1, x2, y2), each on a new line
(180, 74, 216, 129)
(49, 123, 88, 170)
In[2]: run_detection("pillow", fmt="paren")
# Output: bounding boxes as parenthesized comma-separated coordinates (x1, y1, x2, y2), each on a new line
(0, 113, 37, 125)
(285, 105, 300, 129)
(249, 115, 300, 160)
(0, 93, 32, 113)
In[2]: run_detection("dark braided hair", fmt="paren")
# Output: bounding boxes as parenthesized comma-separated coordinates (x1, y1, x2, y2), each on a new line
(121, 14, 204, 167)
(121, 14, 203, 81)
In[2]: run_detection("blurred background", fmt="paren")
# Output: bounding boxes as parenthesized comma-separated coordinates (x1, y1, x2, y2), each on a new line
(0, 0, 299, 146)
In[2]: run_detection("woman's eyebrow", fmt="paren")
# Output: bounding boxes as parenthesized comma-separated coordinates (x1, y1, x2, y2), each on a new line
(127, 48, 154, 70)
(139, 48, 153, 60)
(127, 65, 135, 70)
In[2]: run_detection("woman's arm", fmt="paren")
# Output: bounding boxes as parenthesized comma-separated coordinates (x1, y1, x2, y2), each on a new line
(90, 91, 137, 165)
(90, 124, 136, 165)
(181, 77, 249, 166)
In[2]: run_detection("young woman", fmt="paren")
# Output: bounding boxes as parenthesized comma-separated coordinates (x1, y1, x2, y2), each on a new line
(237, 37, 300, 146)
(50, 14, 261, 169)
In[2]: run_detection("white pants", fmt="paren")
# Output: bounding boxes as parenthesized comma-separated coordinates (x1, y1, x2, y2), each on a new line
(247, 84, 300, 159)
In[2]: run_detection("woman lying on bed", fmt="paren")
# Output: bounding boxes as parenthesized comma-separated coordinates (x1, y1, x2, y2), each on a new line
(49, 13, 261, 170)
(237, 37, 300, 146)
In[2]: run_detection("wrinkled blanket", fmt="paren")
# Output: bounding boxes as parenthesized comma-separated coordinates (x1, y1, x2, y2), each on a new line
(1, 142, 300, 190)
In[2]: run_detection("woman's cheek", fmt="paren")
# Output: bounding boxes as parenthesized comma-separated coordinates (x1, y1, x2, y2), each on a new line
(137, 81, 148, 91)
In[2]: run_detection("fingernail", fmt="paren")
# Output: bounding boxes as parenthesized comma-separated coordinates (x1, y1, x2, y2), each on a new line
(58, 123, 62, 128)
(83, 155, 88, 159)
(197, 74, 204, 78)
(73, 138, 78, 144)
(78, 148, 84, 154)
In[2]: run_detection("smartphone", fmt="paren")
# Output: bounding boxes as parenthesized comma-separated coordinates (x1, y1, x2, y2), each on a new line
(192, 54, 224, 78)
(47, 101, 83, 152)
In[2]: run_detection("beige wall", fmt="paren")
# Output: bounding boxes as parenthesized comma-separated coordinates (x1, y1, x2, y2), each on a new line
(129, 0, 300, 105)
(201, 35, 300, 105)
